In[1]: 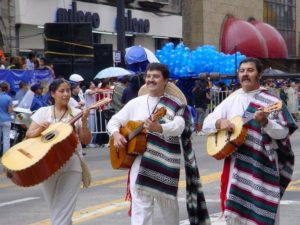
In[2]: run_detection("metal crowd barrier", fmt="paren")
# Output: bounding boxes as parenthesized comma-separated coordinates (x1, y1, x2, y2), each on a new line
(89, 89, 231, 134)
(89, 91, 114, 135)
(208, 90, 231, 112)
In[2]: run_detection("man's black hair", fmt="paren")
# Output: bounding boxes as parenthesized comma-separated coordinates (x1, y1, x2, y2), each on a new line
(239, 57, 263, 74)
(28, 52, 36, 60)
(145, 63, 170, 79)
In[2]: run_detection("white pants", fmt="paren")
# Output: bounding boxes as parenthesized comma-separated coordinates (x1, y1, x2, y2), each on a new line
(130, 156, 179, 225)
(88, 113, 97, 144)
(42, 170, 82, 225)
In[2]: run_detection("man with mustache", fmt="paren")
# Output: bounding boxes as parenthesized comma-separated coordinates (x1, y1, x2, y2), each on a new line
(202, 57, 297, 225)
(107, 63, 210, 225)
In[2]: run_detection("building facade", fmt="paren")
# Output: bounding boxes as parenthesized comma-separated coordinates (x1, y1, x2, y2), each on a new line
(14, 0, 182, 55)
(0, 0, 16, 55)
(183, 0, 300, 58)
(0, 0, 299, 60)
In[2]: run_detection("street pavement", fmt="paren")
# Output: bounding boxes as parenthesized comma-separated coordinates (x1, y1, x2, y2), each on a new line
(1, 130, 300, 225)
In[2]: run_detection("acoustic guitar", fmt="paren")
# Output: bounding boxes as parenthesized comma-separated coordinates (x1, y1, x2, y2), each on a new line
(110, 107, 167, 169)
(207, 101, 282, 160)
(1, 98, 111, 187)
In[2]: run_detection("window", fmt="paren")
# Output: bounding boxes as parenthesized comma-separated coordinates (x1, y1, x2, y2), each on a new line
(93, 33, 101, 44)
(125, 36, 134, 48)
(154, 38, 169, 50)
(263, 0, 296, 56)
(154, 37, 181, 50)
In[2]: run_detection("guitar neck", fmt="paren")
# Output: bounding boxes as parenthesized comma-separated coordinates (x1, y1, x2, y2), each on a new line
(68, 110, 84, 125)
(67, 98, 111, 125)
(125, 107, 167, 141)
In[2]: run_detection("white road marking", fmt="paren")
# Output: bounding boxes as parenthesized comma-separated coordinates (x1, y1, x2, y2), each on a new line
(279, 200, 300, 205)
(0, 197, 40, 207)
(179, 197, 300, 205)
(178, 199, 300, 225)
(72, 201, 129, 222)
(25, 196, 300, 224)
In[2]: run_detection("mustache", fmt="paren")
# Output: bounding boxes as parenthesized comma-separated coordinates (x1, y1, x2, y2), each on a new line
(241, 76, 251, 82)
(146, 81, 156, 85)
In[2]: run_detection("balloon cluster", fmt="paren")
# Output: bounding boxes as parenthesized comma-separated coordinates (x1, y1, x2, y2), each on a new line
(155, 42, 246, 79)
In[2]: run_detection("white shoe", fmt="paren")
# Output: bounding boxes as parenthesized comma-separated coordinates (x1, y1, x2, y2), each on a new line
(87, 144, 96, 148)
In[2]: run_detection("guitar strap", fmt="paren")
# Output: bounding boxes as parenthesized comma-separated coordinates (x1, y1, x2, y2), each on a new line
(75, 151, 91, 188)
(68, 106, 92, 188)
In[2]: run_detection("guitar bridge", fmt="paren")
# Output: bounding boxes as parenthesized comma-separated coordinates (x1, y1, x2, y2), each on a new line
(17, 149, 33, 158)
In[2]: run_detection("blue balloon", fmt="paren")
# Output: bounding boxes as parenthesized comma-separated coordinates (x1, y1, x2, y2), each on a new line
(166, 42, 174, 49)
(156, 42, 247, 76)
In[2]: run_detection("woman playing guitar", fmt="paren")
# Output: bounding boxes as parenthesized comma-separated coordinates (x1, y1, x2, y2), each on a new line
(26, 78, 92, 225)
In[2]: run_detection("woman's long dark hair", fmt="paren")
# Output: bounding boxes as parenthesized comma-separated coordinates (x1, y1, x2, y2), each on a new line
(48, 78, 70, 105)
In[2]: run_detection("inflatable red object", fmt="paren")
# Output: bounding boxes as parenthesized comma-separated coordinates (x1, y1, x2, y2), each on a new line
(221, 17, 268, 58)
(250, 20, 288, 58)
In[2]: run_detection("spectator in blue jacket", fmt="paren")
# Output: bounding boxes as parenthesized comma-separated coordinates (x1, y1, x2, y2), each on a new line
(30, 83, 48, 111)
(0, 81, 13, 157)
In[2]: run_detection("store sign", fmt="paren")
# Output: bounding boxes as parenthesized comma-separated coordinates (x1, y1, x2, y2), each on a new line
(114, 51, 121, 63)
(56, 2, 100, 28)
(124, 10, 150, 33)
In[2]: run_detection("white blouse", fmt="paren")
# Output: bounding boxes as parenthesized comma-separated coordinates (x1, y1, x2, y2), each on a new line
(31, 105, 83, 172)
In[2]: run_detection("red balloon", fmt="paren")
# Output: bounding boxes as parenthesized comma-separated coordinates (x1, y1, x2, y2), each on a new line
(250, 20, 288, 58)
(221, 17, 268, 58)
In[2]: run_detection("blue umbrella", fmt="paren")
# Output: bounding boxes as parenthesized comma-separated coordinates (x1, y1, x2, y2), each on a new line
(125, 46, 159, 65)
(125, 46, 147, 64)
(94, 67, 134, 79)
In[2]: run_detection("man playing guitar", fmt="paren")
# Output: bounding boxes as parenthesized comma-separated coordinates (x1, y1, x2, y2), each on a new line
(202, 57, 298, 225)
(107, 63, 210, 225)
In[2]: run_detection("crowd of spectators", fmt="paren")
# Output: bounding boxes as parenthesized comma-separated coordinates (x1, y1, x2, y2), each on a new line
(1, 56, 300, 157)
(1, 52, 55, 76)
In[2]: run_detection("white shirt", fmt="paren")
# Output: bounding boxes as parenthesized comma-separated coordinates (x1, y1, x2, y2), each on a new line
(79, 89, 85, 104)
(31, 105, 83, 172)
(85, 89, 96, 114)
(107, 95, 185, 137)
(69, 97, 80, 108)
(203, 88, 289, 139)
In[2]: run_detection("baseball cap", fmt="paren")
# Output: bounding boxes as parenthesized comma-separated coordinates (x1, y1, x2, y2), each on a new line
(30, 83, 43, 92)
(69, 74, 84, 82)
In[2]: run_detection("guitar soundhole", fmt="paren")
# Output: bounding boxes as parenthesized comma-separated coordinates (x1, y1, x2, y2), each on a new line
(42, 131, 57, 142)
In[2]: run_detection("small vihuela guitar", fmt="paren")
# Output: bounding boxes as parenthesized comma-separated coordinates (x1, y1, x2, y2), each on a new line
(110, 107, 167, 169)
(207, 101, 282, 160)
(1, 98, 111, 187)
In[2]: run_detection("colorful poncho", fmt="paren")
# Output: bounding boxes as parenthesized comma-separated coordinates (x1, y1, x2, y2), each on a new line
(224, 90, 297, 225)
(135, 93, 211, 225)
